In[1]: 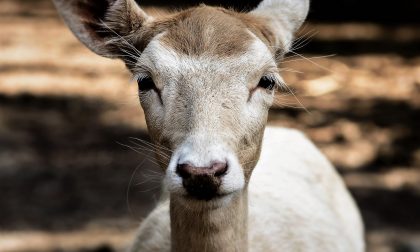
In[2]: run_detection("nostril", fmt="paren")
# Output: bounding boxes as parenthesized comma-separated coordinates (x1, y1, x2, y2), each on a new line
(176, 161, 228, 178)
(212, 162, 228, 177)
(176, 163, 192, 179)
(176, 161, 228, 200)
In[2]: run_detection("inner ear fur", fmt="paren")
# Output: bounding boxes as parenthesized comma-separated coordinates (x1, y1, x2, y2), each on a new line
(249, 0, 310, 53)
(53, 0, 149, 59)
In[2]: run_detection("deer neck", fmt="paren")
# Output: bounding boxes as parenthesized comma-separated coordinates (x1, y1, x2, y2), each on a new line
(170, 189, 248, 252)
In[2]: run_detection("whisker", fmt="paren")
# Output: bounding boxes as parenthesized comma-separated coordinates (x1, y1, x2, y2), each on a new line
(101, 54, 138, 62)
(129, 137, 173, 153)
(135, 173, 163, 186)
(130, 141, 169, 157)
(274, 101, 308, 109)
(278, 68, 304, 74)
(117, 142, 167, 167)
(99, 20, 142, 56)
(278, 80, 310, 114)
(291, 30, 318, 51)
(136, 184, 162, 193)
(126, 159, 147, 215)
(281, 54, 336, 64)
(286, 50, 334, 73)
(128, 141, 171, 159)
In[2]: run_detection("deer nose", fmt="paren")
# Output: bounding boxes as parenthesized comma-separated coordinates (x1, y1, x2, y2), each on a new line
(176, 162, 228, 178)
(176, 162, 228, 200)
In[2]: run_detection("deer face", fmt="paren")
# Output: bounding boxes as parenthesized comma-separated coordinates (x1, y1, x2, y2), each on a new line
(137, 8, 281, 203)
(53, 0, 309, 206)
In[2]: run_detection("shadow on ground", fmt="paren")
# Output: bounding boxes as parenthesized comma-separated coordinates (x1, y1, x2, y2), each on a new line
(0, 93, 161, 231)
(1, 0, 420, 251)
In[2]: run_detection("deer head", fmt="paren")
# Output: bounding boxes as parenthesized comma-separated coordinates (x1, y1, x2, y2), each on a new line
(53, 0, 309, 207)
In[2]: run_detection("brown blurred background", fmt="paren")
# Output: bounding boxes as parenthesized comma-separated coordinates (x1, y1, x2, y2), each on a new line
(0, 0, 419, 251)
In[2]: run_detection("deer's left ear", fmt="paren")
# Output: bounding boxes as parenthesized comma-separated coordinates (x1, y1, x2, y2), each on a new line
(250, 0, 310, 52)
(53, 0, 151, 58)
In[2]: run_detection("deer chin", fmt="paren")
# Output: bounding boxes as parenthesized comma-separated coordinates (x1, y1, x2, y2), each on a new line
(171, 191, 240, 210)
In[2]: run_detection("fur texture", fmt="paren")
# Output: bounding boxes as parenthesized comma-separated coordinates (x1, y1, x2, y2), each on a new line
(252, 0, 310, 50)
(52, 0, 365, 251)
(129, 127, 364, 252)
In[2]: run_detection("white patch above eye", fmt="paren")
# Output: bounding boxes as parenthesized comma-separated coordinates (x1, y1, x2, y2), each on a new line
(135, 30, 278, 86)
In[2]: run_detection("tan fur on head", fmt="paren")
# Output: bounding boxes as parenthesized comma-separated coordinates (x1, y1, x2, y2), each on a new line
(160, 6, 255, 57)
(53, 0, 309, 222)
(53, 2, 365, 252)
(52, 1, 316, 252)
(53, 0, 309, 64)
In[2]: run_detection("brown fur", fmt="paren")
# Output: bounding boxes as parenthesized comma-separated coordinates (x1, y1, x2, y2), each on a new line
(55, 0, 279, 68)
(53, 2, 312, 252)
(235, 13, 278, 52)
(159, 6, 253, 57)
(170, 191, 248, 252)
(145, 5, 277, 57)
(103, 4, 278, 61)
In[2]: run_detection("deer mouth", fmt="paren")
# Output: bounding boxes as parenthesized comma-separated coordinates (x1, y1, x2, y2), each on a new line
(176, 190, 235, 210)
(181, 174, 222, 201)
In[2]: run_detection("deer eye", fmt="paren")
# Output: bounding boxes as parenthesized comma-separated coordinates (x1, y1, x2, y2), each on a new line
(258, 76, 276, 91)
(137, 76, 156, 92)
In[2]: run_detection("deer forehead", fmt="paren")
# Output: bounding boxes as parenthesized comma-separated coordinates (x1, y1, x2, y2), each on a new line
(158, 6, 257, 57)
(134, 6, 276, 81)
(138, 33, 275, 84)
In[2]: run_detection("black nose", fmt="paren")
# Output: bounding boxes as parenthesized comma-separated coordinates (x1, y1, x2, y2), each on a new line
(176, 162, 228, 200)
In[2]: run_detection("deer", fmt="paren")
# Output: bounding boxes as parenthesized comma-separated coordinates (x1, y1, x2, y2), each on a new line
(52, 0, 365, 251)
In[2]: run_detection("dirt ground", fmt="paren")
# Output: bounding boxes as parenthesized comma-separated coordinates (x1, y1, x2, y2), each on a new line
(0, 1, 419, 252)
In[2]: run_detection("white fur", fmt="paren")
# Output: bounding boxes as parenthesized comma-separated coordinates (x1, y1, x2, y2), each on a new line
(128, 127, 365, 252)
(53, 1, 364, 251)
(130, 26, 364, 252)
(252, 0, 310, 50)
(165, 136, 245, 198)
(136, 31, 278, 86)
(138, 34, 278, 203)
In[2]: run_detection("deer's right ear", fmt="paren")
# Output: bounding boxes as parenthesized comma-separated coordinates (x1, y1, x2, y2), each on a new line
(53, 0, 150, 58)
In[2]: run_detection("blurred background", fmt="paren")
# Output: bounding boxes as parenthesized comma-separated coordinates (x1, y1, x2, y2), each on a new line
(0, 0, 419, 251)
